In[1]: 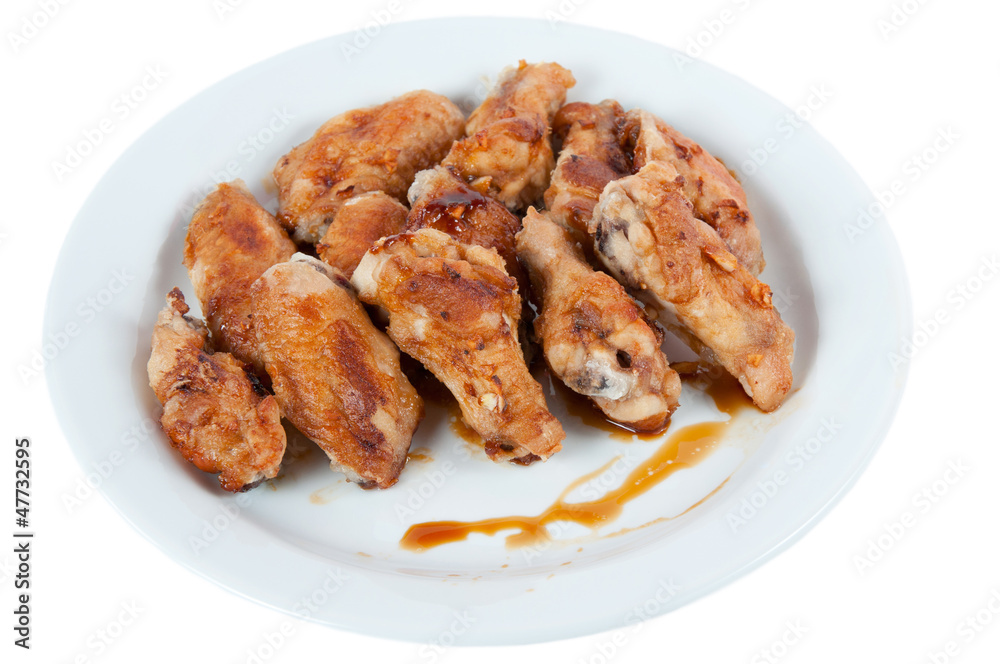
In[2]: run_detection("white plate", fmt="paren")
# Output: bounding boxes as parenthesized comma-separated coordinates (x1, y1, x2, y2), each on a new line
(45, 18, 910, 645)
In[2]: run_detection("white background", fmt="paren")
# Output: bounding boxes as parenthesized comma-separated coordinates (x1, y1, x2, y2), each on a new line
(2, 0, 998, 662)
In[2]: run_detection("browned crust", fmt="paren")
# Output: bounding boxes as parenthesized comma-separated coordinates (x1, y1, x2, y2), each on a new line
(317, 192, 409, 276)
(251, 259, 423, 488)
(183, 181, 295, 377)
(147, 289, 286, 492)
(405, 166, 526, 290)
(545, 100, 632, 238)
(621, 110, 765, 274)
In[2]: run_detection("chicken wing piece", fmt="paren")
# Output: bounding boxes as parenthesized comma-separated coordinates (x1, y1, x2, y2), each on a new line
(442, 61, 575, 211)
(589, 162, 794, 412)
(622, 110, 765, 275)
(544, 100, 632, 242)
(316, 191, 408, 276)
(516, 208, 681, 431)
(352, 229, 565, 462)
(405, 165, 525, 289)
(184, 180, 296, 378)
(274, 90, 466, 243)
(251, 254, 423, 489)
(147, 288, 286, 492)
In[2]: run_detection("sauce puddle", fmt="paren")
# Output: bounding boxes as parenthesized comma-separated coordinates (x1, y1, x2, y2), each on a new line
(400, 371, 754, 552)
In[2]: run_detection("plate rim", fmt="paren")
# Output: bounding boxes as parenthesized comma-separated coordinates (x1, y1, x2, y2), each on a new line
(44, 16, 913, 645)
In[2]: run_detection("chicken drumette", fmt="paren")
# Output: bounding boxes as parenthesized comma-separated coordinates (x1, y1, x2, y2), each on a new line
(405, 165, 525, 289)
(442, 61, 575, 210)
(251, 255, 423, 489)
(590, 162, 794, 412)
(352, 229, 565, 462)
(147, 288, 286, 492)
(184, 180, 295, 378)
(273, 90, 465, 243)
(621, 110, 765, 274)
(516, 208, 681, 431)
(544, 100, 631, 243)
(317, 191, 409, 277)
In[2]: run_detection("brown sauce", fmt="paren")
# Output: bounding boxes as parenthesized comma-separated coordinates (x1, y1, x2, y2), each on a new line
(409, 188, 490, 236)
(449, 412, 482, 446)
(400, 373, 754, 552)
(407, 448, 434, 464)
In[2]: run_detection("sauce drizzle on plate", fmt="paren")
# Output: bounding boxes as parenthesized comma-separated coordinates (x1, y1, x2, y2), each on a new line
(400, 372, 754, 552)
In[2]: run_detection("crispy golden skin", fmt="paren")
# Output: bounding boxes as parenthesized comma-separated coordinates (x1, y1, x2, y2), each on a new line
(147, 288, 286, 492)
(352, 229, 565, 462)
(251, 255, 423, 489)
(590, 162, 794, 412)
(405, 165, 525, 289)
(622, 110, 764, 274)
(442, 61, 575, 210)
(273, 90, 465, 243)
(317, 191, 408, 276)
(544, 100, 631, 242)
(516, 208, 681, 431)
(184, 180, 295, 378)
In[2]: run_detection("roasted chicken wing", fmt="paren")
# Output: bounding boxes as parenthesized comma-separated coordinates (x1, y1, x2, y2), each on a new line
(147, 288, 286, 492)
(405, 165, 525, 288)
(517, 208, 681, 431)
(251, 254, 422, 489)
(544, 100, 631, 242)
(273, 90, 465, 243)
(622, 110, 765, 274)
(589, 162, 793, 412)
(184, 180, 295, 378)
(316, 191, 408, 276)
(442, 61, 575, 211)
(352, 229, 565, 462)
